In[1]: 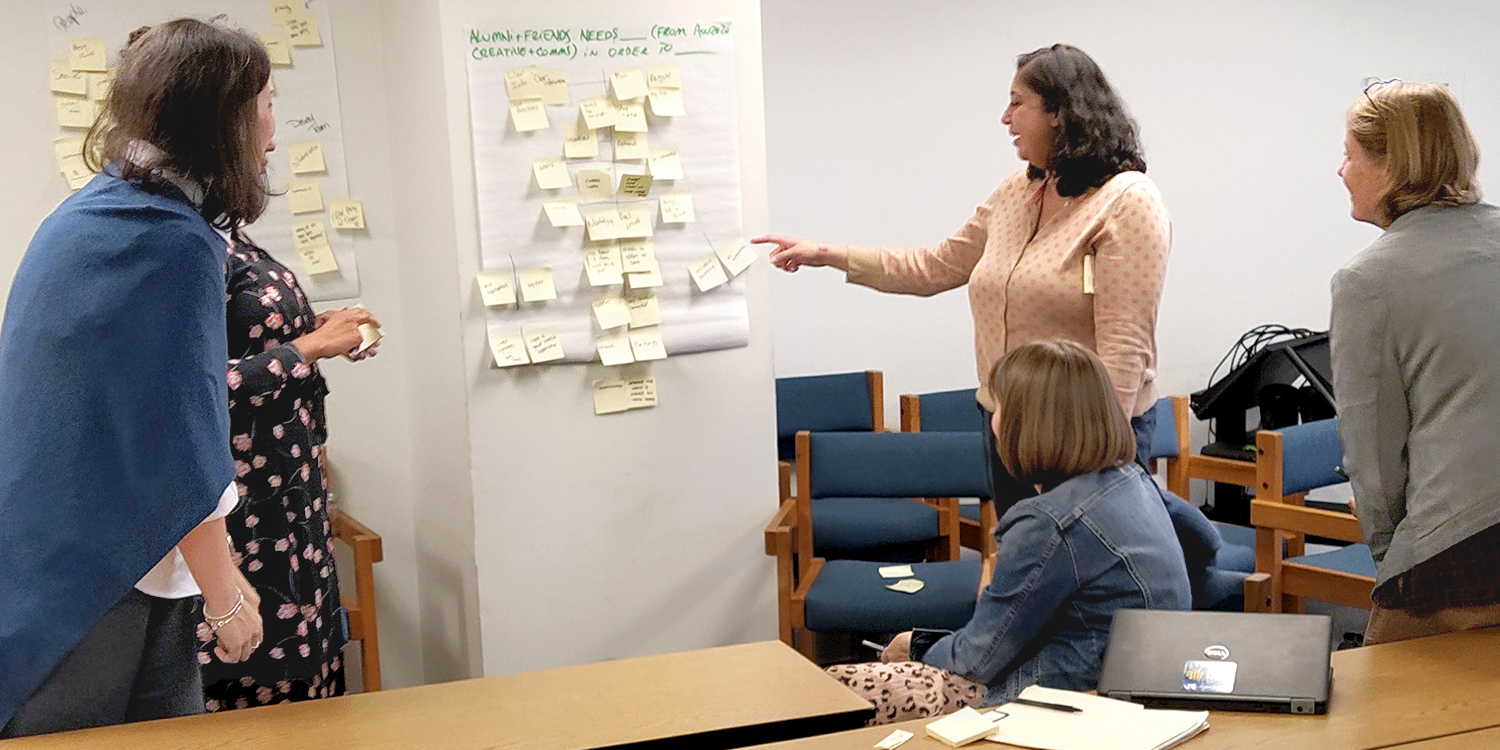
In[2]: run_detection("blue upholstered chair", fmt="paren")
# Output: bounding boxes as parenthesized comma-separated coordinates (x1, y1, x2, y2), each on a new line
(1248, 418, 1376, 613)
(898, 388, 995, 556)
(774, 371, 884, 465)
(771, 430, 987, 658)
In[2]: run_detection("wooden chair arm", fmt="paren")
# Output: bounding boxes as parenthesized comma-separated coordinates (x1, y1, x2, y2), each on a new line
(764, 499, 797, 555)
(332, 510, 384, 563)
(778, 460, 793, 503)
(1250, 500, 1364, 543)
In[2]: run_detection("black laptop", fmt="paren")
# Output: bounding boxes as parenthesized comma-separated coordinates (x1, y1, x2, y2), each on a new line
(1096, 609, 1333, 714)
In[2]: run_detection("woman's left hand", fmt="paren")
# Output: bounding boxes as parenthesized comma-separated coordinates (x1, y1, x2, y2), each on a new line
(882, 631, 913, 662)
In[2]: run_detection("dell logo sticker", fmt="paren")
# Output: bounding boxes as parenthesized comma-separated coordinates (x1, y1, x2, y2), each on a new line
(1204, 645, 1230, 660)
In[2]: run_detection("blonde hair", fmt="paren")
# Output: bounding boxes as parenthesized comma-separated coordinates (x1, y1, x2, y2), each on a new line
(1348, 82, 1481, 222)
(987, 339, 1135, 487)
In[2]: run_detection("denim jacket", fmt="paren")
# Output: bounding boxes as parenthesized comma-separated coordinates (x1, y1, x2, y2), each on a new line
(921, 463, 1192, 705)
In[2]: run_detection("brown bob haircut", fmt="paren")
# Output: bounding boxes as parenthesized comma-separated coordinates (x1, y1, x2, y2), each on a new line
(988, 339, 1135, 487)
(1347, 82, 1481, 222)
(84, 19, 271, 230)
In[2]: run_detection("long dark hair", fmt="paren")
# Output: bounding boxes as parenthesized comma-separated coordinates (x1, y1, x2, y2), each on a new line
(84, 19, 271, 229)
(1017, 44, 1146, 198)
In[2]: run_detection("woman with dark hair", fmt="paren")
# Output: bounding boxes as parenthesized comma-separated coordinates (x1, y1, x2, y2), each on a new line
(755, 44, 1171, 507)
(0, 19, 270, 737)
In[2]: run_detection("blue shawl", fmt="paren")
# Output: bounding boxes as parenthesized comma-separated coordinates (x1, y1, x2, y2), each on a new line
(0, 172, 233, 726)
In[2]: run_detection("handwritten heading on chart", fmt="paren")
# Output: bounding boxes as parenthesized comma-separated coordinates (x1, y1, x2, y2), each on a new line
(469, 22, 733, 61)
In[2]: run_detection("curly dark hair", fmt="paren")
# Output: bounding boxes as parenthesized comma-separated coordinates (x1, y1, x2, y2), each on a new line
(1017, 44, 1146, 198)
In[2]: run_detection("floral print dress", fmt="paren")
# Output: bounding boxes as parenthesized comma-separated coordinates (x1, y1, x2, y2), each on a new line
(200, 232, 346, 710)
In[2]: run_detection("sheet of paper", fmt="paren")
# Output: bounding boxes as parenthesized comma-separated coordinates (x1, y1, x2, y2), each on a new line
(610, 67, 648, 100)
(576, 169, 615, 204)
(523, 329, 565, 363)
(504, 65, 542, 101)
(532, 156, 571, 189)
(579, 96, 617, 129)
(887, 579, 925, 594)
(647, 148, 683, 180)
(55, 97, 93, 129)
(926, 707, 1002, 746)
(619, 240, 657, 273)
(647, 63, 681, 89)
(536, 69, 569, 105)
(629, 327, 667, 361)
(59, 154, 93, 191)
(688, 254, 728, 292)
(488, 334, 531, 367)
(49, 59, 87, 95)
(626, 292, 661, 328)
(542, 201, 585, 227)
(617, 173, 654, 199)
(593, 378, 632, 414)
(563, 117, 599, 158)
(297, 243, 339, 275)
(477, 271, 517, 306)
(878, 564, 915, 579)
(330, 199, 366, 230)
(287, 180, 324, 214)
(69, 37, 108, 72)
(715, 236, 755, 277)
(659, 193, 695, 223)
(626, 265, 664, 290)
(518, 267, 556, 302)
(874, 729, 913, 750)
(260, 33, 293, 65)
(86, 71, 114, 102)
(616, 204, 654, 239)
(627, 375, 657, 408)
(648, 88, 686, 117)
(292, 219, 329, 251)
(595, 331, 635, 366)
(585, 243, 624, 286)
(287, 15, 323, 46)
(288, 141, 327, 174)
(269, 0, 300, 25)
(510, 100, 549, 132)
(613, 101, 648, 133)
(613, 131, 650, 161)
(584, 207, 624, 241)
(592, 295, 632, 329)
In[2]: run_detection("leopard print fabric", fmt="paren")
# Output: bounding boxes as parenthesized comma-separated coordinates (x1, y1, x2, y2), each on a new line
(826, 661, 986, 726)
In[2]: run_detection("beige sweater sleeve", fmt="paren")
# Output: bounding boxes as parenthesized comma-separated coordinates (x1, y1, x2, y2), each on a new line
(1092, 180, 1172, 416)
(843, 185, 1002, 297)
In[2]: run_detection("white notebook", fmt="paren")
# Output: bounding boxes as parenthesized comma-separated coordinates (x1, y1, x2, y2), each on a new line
(983, 686, 1208, 750)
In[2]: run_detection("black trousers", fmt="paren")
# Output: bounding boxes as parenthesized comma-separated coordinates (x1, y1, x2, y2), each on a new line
(1, 589, 204, 738)
(980, 403, 1158, 518)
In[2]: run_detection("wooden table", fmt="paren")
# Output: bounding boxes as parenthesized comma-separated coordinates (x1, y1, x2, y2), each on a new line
(1, 641, 873, 750)
(752, 627, 1500, 749)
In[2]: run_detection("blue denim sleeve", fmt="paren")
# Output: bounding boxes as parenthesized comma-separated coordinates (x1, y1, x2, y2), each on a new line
(920, 511, 1080, 684)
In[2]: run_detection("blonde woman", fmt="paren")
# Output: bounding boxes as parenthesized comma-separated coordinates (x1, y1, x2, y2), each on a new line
(1333, 81, 1500, 644)
(827, 340, 1191, 724)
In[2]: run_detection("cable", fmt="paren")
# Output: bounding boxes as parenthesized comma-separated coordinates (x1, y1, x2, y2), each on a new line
(1204, 324, 1320, 441)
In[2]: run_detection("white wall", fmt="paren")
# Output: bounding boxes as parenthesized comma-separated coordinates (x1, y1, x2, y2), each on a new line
(761, 0, 1500, 436)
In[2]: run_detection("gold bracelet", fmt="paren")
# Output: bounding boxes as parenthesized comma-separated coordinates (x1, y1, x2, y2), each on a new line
(205, 591, 246, 631)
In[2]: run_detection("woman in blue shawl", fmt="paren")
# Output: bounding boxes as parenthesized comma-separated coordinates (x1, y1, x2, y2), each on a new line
(0, 20, 274, 737)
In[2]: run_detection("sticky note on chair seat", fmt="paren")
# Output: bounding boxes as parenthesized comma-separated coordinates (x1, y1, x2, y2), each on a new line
(878, 565, 914, 579)
(887, 579, 925, 594)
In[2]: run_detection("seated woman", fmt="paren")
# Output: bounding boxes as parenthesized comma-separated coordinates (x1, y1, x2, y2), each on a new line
(828, 340, 1192, 724)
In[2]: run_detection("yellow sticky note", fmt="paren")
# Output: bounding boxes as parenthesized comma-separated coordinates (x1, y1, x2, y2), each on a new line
(887, 579, 925, 594)
(659, 193, 695, 224)
(626, 292, 661, 328)
(628, 327, 667, 361)
(647, 63, 681, 89)
(260, 33, 293, 66)
(595, 331, 634, 366)
(69, 37, 107, 73)
(585, 243, 623, 286)
(476, 271, 517, 306)
(518, 267, 556, 302)
(505, 65, 542, 101)
(648, 88, 686, 118)
(55, 96, 94, 129)
(648, 148, 683, 180)
(59, 154, 93, 191)
(584, 207, 623, 241)
(1082, 253, 1095, 295)
(292, 219, 328, 250)
(286, 180, 323, 214)
(53, 137, 84, 164)
(878, 564, 914, 578)
(356, 323, 383, 353)
(288, 141, 327, 174)
(617, 173, 653, 199)
(613, 131, 650, 161)
(616, 204, 653, 239)
(610, 67, 648, 100)
(542, 201, 584, 227)
(563, 117, 599, 159)
(592, 295, 632, 329)
(620, 240, 658, 273)
(593, 378, 632, 414)
(576, 169, 614, 204)
(87, 71, 114, 102)
(524, 329, 564, 363)
(269, 0, 300, 25)
(297, 243, 339, 275)
(689, 255, 728, 292)
(537, 69, 569, 106)
(626, 265, 664, 290)
(715, 237, 755, 277)
(49, 60, 87, 96)
(489, 334, 531, 368)
(510, 100, 549, 133)
(613, 101, 647, 133)
(330, 199, 366, 230)
(532, 156, 571, 190)
(627, 376, 657, 409)
(579, 97, 617, 130)
(287, 15, 323, 47)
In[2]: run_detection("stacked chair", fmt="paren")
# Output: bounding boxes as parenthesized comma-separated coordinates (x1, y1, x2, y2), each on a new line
(898, 388, 995, 556)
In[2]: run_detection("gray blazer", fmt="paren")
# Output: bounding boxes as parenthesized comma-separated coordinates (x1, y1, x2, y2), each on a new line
(1331, 201, 1500, 588)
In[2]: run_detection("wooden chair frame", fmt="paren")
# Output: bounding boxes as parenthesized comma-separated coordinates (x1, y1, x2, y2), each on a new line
(332, 510, 384, 691)
(1162, 395, 1257, 500)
